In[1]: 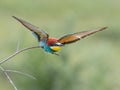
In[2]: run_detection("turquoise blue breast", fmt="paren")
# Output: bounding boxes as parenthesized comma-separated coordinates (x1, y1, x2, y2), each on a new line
(32, 32, 54, 53)
(39, 41, 54, 53)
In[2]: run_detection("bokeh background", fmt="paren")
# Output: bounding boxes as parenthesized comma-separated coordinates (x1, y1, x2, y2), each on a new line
(0, 0, 120, 90)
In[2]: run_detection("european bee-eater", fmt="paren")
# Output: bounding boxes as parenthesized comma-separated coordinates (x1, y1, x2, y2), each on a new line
(13, 16, 107, 55)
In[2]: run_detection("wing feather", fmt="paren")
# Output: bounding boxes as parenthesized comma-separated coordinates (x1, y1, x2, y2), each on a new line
(58, 27, 107, 45)
(13, 16, 48, 42)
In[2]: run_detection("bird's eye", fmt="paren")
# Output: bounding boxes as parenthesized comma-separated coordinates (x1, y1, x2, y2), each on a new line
(53, 42, 63, 46)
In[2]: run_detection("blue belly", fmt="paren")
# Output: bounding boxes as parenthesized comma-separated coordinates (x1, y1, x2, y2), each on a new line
(44, 45, 54, 53)
(39, 42, 54, 53)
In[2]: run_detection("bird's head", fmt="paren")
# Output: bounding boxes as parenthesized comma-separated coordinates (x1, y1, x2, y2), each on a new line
(47, 38, 63, 52)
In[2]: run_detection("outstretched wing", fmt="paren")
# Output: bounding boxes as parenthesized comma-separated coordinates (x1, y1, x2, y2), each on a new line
(13, 16, 48, 42)
(58, 27, 107, 45)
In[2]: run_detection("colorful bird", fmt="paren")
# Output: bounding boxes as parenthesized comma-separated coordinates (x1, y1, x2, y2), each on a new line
(13, 16, 107, 55)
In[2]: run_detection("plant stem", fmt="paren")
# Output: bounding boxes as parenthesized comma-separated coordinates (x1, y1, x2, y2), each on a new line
(0, 46, 40, 65)
(5, 69, 36, 80)
(0, 66, 18, 90)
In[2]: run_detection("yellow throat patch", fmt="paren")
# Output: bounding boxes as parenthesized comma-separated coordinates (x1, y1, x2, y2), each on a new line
(50, 46, 61, 52)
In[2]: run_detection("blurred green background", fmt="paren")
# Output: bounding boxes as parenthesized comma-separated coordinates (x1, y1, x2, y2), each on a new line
(0, 0, 120, 90)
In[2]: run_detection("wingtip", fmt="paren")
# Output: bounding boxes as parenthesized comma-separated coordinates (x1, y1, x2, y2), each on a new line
(12, 16, 20, 21)
(98, 26, 108, 32)
(102, 27, 108, 30)
(12, 16, 15, 18)
(12, 16, 17, 19)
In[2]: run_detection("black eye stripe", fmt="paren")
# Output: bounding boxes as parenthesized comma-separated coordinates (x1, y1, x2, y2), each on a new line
(50, 43, 63, 46)
(55, 43, 63, 46)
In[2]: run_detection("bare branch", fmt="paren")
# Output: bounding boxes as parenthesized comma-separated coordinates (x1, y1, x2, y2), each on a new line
(16, 41, 20, 52)
(0, 46, 40, 65)
(0, 66, 18, 90)
(5, 69, 37, 80)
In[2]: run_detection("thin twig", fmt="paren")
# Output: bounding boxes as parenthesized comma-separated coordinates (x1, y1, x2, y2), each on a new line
(16, 41, 20, 52)
(0, 46, 40, 65)
(0, 66, 18, 90)
(5, 69, 37, 80)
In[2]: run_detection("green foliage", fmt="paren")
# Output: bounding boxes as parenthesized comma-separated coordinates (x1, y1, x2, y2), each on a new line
(0, 0, 120, 90)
